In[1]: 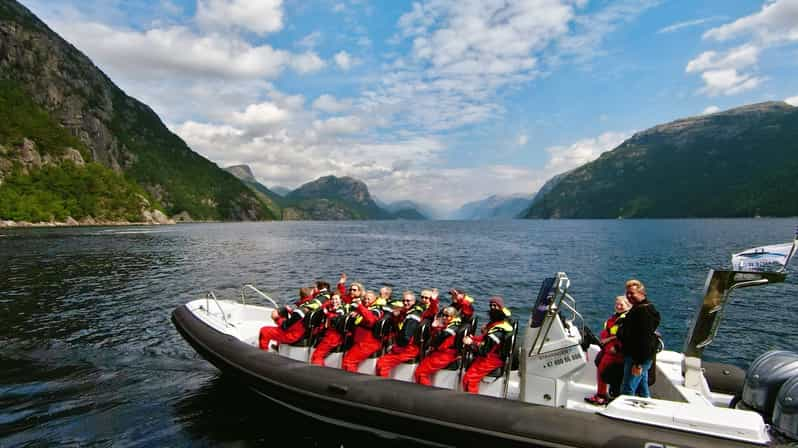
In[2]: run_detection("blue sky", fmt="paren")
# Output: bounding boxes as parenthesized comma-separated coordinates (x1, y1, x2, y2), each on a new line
(22, 0, 798, 212)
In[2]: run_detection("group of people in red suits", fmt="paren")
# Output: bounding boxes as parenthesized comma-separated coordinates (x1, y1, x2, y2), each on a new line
(258, 273, 515, 393)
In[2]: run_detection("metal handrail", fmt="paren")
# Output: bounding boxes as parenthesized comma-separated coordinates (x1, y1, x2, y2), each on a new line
(530, 274, 571, 356)
(240, 284, 280, 308)
(205, 291, 231, 326)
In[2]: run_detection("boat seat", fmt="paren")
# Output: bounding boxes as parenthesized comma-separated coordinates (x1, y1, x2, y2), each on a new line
(289, 309, 326, 347)
(444, 358, 461, 370)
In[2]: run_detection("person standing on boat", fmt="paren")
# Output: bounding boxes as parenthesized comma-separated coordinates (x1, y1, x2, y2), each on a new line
(449, 288, 475, 322)
(310, 293, 349, 366)
(461, 297, 513, 393)
(376, 291, 425, 377)
(414, 306, 463, 385)
(618, 279, 660, 398)
(341, 289, 385, 372)
(585, 295, 632, 405)
(259, 286, 323, 350)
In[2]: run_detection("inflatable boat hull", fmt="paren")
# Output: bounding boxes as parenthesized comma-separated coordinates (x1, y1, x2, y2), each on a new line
(172, 305, 760, 448)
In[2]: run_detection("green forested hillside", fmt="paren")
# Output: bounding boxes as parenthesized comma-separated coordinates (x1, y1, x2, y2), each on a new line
(524, 102, 798, 218)
(0, 81, 153, 222)
(0, 0, 275, 221)
(0, 162, 150, 222)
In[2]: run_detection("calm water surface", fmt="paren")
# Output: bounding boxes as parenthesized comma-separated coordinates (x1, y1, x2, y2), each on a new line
(1, 219, 797, 446)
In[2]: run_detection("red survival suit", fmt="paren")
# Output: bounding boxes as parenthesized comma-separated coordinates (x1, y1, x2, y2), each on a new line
(376, 304, 425, 377)
(414, 316, 463, 385)
(258, 292, 325, 350)
(462, 316, 513, 393)
(341, 301, 384, 372)
(595, 312, 626, 396)
(449, 289, 475, 321)
(310, 300, 349, 366)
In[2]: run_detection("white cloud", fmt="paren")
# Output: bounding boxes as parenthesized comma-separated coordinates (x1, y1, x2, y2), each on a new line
(702, 105, 721, 115)
(544, 131, 631, 175)
(54, 22, 290, 81)
(313, 116, 363, 135)
(698, 69, 763, 96)
(312, 94, 353, 113)
(230, 102, 291, 127)
(687, 0, 798, 97)
(685, 44, 759, 73)
(290, 51, 326, 73)
(657, 17, 722, 34)
(786, 96, 798, 106)
(196, 0, 283, 35)
(703, 0, 798, 44)
(334, 51, 355, 70)
(518, 134, 528, 145)
(556, 0, 660, 63)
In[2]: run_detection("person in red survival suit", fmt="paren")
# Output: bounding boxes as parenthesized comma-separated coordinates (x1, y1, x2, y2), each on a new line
(310, 293, 349, 366)
(449, 288, 475, 322)
(376, 291, 426, 377)
(414, 306, 463, 385)
(461, 296, 513, 393)
(341, 289, 384, 372)
(259, 284, 326, 350)
(337, 273, 365, 304)
(585, 295, 631, 405)
(419, 288, 440, 321)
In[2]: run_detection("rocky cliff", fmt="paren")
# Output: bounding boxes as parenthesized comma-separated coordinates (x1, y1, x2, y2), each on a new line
(0, 0, 274, 221)
(284, 175, 392, 220)
(223, 164, 282, 218)
(524, 102, 798, 218)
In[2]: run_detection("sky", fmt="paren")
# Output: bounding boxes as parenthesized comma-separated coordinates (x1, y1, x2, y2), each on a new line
(21, 0, 798, 214)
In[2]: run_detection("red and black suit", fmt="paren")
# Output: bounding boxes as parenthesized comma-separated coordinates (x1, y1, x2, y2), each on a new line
(414, 317, 463, 385)
(376, 304, 425, 377)
(462, 318, 512, 393)
(310, 300, 349, 366)
(341, 302, 384, 372)
(258, 292, 325, 350)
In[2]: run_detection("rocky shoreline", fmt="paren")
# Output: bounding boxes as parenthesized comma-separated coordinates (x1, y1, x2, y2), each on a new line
(0, 210, 175, 228)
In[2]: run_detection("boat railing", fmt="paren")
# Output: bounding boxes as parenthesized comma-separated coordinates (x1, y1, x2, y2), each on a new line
(204, 290, 232, 327)
(530, 273, 573, 355)
(503, 319, 520, 399)
(240, 284, 281, 308)
(560, 291, 586, 336)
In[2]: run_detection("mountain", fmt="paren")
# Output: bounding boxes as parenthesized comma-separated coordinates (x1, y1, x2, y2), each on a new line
(383, 200, 432, 220)
(271, 186, 292, 196)
(451, 193, 534, 220)
(524, 102, 798, 218)
(283, 175, 393, 220)
(0, 0, 274, 221)
(223, 164, 282, 218)
(518, 170, 572, 218)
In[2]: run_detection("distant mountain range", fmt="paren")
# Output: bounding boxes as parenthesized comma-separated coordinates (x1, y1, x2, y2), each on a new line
(270, 186, 292, 197)
(224, 167, 430, 220)
(450, 194, 535, 220)
(524, 101, 798, 218)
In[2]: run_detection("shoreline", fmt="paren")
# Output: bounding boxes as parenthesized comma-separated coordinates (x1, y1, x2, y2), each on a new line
(0, 219, 176, 228)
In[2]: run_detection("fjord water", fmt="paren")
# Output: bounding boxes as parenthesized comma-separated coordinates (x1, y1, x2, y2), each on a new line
(1, 220, 797, 447)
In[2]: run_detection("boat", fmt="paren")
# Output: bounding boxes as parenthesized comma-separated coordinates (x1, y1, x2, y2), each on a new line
(172, 235, 798, 447)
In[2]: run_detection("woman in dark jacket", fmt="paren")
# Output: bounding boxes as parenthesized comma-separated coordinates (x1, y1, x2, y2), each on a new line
(618, 279, 660, 398)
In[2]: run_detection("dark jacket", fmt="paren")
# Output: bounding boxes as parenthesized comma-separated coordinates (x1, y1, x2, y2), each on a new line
(618, 299, 660, 364)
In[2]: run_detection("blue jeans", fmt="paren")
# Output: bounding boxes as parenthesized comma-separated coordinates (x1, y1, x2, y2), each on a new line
(620, 356, 653, 397)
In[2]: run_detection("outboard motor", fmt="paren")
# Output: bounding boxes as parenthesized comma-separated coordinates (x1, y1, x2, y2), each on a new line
(741, 350, 798, 421)
(773, 375, 798, 441)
